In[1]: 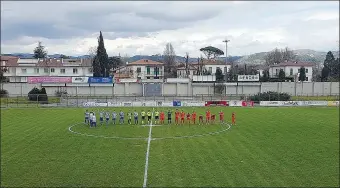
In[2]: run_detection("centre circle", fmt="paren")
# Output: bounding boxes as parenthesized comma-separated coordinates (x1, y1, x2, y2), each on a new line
(68, 122, 232, 140)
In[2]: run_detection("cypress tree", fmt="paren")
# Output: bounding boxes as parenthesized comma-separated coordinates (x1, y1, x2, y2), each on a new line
(93, 31, 110, 77)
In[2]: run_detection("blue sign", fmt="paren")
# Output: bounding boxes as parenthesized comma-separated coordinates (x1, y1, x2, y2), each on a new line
(88, 77, 113, 84)
(173, 101, 182, 107)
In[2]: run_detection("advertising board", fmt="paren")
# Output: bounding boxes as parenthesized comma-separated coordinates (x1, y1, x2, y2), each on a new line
(327, 101, 339, 106)
(182, 101, 205, 107)
(238, 75, 259, 82)
(173, 101, 182, 107)
(242, 101, 254, 107)
(72, 77, 89, 83)
(301, 101, 328, 106)
(88, 77, 113, 84)
(259, 101, 283, 106)
(205, 101, 228, 106)
(229, 100, 243, 107)
(162, 102, 174, 107)
(28, 77, 72, 83)
(83, 101, 121, 107)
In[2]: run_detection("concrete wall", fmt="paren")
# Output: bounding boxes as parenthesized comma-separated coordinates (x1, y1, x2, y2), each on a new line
(2, 82, 339, 97)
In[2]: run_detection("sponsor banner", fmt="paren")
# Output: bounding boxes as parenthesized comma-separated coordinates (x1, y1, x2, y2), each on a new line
(282, 101, 302, 106)
(162, 102, 174, 107)
(260, 101, 283, 106)
(72, 77, 89, 83)
(173, 101, 182, 107)
(182, 101, 205, 107)
(229, 100, 243, 107)
(132, 101, 157, 107)
(238, 75, 259, 82)
(242, 101, 254, 107)
(83, 102, 121, 107)
(302, 101, 328, 106)
(122, 102, 133, 107)
(28, 77, 72, 83)
(327, 101, 339, 106)
(205, 101, 229, 106)
(88, 77, 113, 84)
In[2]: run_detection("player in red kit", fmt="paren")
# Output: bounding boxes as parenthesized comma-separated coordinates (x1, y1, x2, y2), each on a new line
(199, 115, 204, 125)
(181, 111, 185, 124)
(160, 111, 165, 124)
(206, 109, 211, 124)
(186, 112, 191, 124)
(192, 111, 197, 125)
(211, 114, 216, 124)
(175, 109, 179, 125)
(219, 110, 224, 124)
(232, 112, 236, 125)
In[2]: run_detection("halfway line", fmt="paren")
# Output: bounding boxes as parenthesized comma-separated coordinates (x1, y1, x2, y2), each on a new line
(143, 108, 154, 188)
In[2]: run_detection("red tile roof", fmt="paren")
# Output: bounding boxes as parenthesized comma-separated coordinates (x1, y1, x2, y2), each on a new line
(270, 61, 315, 67)
(128, 59, 163, 66)
(0, 56, 19, 67)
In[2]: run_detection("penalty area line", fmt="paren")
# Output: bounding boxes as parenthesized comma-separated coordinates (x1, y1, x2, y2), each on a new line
(142, 107, 154, 188)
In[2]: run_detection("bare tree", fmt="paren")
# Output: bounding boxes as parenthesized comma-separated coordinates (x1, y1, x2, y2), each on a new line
(163, 43, 176, 78)
(88, 46, 97, 58)
(265, 47, 296, 66)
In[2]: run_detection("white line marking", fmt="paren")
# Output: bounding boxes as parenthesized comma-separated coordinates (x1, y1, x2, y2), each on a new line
(68, 122, 232, 140)
(143, 108, 154, 188)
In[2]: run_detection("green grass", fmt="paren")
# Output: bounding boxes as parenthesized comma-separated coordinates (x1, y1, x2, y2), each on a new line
(1, 107, 339, 187)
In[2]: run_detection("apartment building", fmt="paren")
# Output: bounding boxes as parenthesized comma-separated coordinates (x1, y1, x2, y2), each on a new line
(269, 61, 314, 82)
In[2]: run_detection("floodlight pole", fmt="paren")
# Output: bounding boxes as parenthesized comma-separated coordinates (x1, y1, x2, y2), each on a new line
(223, 39, 230, 82)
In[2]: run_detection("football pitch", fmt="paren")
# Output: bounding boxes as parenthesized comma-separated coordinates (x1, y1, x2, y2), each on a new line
(1, 107, 339, 187)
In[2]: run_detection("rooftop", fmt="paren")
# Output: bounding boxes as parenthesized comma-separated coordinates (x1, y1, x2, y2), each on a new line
(127, 59, 163, 66)
(270, 61, 315, 67)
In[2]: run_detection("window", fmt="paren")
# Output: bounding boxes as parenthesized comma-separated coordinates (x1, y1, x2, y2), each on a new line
(146, 66, 150, 74)
(224, 67, 227, 74)
(73, 68, 78, 74)
(51, 68, 55, 73)
(147, 76, 150, 79)
(34, 68, 39, 73)
(275, 69, 278, 75)
(180, 71, 182, 76)
(60, 69, 65, 74)
(306, 77, 308, 81)
(88, 68, 93, 73)
(290, 68, 293, 75)
(44, 68, 49, 73)
(298, 68, 300, 72)
(305, 68, 308, 73)
(21, 68, 27, 74)
(188, 71, 190, 75)
(137, 67, 141, 73)
(208, 67, 212, 73)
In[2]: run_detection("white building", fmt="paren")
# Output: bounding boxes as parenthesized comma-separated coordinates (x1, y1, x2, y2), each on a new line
(114, 59, 164, 80)
(176, 60, 231, 79)
(0, 56, 93, 83)
(269, 62, 314, 82)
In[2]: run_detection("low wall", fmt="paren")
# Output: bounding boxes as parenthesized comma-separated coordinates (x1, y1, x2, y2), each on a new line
(2, 82, 339, 97)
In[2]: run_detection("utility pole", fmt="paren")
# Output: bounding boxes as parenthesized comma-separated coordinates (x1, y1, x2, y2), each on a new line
(223, 39, 230, 82)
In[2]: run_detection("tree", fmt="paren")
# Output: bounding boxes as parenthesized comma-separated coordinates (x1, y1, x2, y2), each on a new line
(0, 67, 8, 93)
(260, 70, 270, 82)
(108, 56, 123, 75)
(321, 66, 329, 81)
(278, 69, 286, 82)
(163, 43, 176, 78)
(184, 52, 189, 77)
(200, 46, 224, 60)
(215, 67, 224, 82)
(299, 66, 306, 82)
(93, 31, 110, 77)
(33, 41, 47, 59)
(265, 47, 295, 66)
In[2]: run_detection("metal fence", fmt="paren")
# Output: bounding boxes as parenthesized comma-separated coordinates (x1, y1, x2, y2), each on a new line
(0, 94, 339, 108)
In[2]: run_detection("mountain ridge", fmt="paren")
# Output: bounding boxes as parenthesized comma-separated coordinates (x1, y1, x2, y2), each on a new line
(2, 49, 338, 65)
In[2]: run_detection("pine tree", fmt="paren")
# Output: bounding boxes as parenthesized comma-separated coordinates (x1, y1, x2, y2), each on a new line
(93, 31, 110, 77)
(299, 67, 306, 82)
(278, 69, 286, 82)
(33, 41, 47, 59)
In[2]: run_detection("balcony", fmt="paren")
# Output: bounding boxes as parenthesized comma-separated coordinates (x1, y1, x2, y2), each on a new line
(138, 71, 164, 77)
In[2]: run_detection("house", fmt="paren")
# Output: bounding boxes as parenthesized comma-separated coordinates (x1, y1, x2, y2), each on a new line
(126, 59, 164, 80)
(0, 56, 93, 83)
(176, 59, 232, 78)
(269, 61, 314, 82)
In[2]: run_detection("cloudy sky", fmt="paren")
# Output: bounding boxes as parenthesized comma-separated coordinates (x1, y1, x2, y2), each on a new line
(1, 1, 339, 57)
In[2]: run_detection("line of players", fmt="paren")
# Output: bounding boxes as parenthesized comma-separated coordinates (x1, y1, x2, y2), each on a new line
(84, 109, 236, 127)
